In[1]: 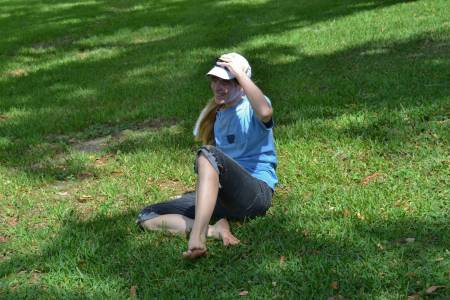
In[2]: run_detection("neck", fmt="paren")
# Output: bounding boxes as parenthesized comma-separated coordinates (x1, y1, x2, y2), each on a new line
(223, 91, 244, 108)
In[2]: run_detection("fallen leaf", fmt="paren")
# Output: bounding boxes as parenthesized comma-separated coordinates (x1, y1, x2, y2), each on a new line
(330, 281, 338, 289)
(279, 256, 286, 265)
(328, 295, 344, 300)
(77, 172, 93, 179)
(0, 114, 9, 121)
(56, 191, 69, 196)
(239, 290, 248, 296)
(356, 212, 366, 220)
(303, 192, 313, 200)
(361, 172, 382, 185)
(376, 243, 384, 251)
(425, 285, 446, 294)
(130, 285, 137, 298)
(111, 171, 123, 176)
(94, 154, 114, 166)
(78, 260, 86, 268)
(0, 236, 9, 243)
(405, 272, 417, 277)
(407, 294, 419, 300)
(78, 195, 93, 203)
(434, 257, 444, 262)
(404, 238, 415, 243)
(342, 208, 351, 218)
(272, 281, 277, 287)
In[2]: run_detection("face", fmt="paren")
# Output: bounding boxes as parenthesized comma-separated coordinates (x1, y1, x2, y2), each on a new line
(210, 76, 241, 105)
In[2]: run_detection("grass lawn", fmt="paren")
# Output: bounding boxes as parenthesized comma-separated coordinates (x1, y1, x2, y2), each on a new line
(1, 0, 449, 298)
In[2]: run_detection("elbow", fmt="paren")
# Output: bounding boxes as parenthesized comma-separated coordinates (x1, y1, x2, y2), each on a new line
(260, 107, 273, 123)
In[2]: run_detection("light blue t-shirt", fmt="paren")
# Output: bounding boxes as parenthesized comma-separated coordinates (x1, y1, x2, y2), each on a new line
(214, 95, 278, 190)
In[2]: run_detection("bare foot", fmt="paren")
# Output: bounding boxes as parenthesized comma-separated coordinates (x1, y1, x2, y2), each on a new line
(183, 235, 207, 259)
(211, 219, 240, 246)
(220, 230, 240, 246)
(182, 248, 207, 259)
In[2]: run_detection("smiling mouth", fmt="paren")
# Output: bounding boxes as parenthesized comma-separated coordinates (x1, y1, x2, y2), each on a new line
(215, 93, 227, 98)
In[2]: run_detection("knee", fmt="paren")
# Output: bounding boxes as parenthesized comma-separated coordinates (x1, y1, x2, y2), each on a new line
(136, 206, 160, 226)
(141, 218, 159, 231)
(197, 152, 210, 167)
(195, 145, 221, 175)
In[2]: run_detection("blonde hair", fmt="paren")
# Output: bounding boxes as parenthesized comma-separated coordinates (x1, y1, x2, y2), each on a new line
(193, 98, 219, 145)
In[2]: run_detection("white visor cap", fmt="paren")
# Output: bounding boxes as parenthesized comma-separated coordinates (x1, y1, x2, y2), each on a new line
(207, 53, 252, 80)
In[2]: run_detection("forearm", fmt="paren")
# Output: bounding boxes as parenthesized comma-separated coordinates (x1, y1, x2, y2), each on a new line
(236, 74, 273, 122)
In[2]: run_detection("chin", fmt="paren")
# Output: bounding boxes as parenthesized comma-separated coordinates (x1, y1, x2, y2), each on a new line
(214, 98, 226, 105)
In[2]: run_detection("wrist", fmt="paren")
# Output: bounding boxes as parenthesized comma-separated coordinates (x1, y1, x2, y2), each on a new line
(235, 71, 249, 82)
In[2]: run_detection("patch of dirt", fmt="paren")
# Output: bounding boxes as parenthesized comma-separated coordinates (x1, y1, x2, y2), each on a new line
(28, 217, 51, 230)
(361, 172, 383, 185)
(70, 117, 179, 153)
(29, 270, 42, 284)
(73, 136, 111, 153)
(50, 180, 80, 199)
(4, 216, 18, 227)
(94, 153, 115, 166)
(135, 117, 178, 130)
(15, 270, 43, 285)
(76, 171, 95, 179)
(38, 117, 181, 196)
(146, 177, 191, 195)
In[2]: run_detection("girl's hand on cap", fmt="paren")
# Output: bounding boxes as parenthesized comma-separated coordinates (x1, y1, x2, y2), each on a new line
(217, 55, 246, 79)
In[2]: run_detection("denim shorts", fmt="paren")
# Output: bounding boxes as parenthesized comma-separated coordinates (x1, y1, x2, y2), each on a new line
(136, 145, 273, 224)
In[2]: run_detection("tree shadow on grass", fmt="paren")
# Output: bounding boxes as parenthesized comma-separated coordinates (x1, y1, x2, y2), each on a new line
(2, 0, 444, 181)
(1, 206, 448, 299)
(1, 28, 447, 181)
(71, 30, 449, 157)
(1, 0, 412, 55)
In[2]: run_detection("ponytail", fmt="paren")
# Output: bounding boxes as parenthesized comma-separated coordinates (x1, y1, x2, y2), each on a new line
(193, 98, 219, 145)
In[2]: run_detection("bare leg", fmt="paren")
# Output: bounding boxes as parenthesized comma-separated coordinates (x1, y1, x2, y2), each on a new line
(141, 214, 237, 243)
(141, 214, 194, 235)
(183, 154, 219, 259)
(141, 214, 225, 240)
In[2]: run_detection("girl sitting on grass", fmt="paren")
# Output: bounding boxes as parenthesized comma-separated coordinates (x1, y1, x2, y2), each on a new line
(136, 53, 277, 259)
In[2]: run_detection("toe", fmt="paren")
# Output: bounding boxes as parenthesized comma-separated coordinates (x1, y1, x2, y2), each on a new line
(183, 248, 206, 259)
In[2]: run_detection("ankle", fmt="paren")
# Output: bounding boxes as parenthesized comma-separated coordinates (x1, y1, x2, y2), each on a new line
(191, 227, 207, 240)
(207, 225, 220, 239)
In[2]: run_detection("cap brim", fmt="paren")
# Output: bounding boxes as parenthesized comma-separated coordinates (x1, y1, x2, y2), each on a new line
(206, 66, 235, 80)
